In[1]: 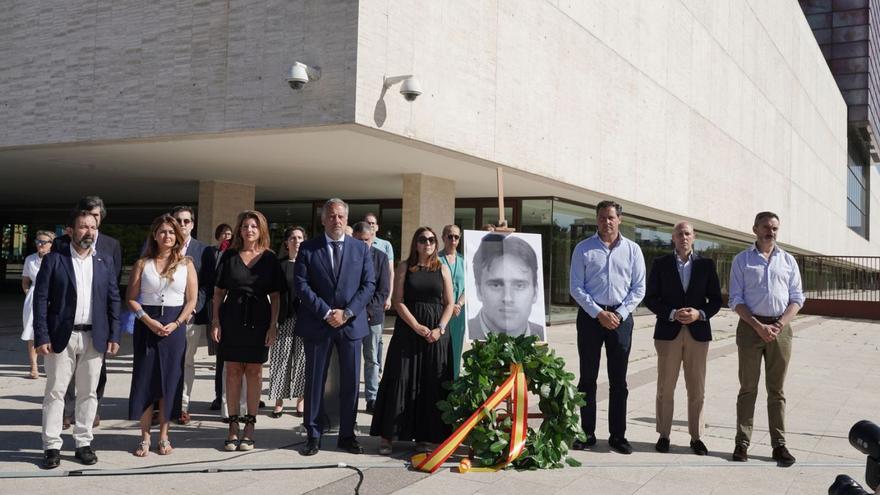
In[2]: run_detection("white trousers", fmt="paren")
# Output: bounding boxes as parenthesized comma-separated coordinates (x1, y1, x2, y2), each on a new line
(220, 365, 248, 417)
(42, 330, 103, 450)
(181, 323, 205, 412)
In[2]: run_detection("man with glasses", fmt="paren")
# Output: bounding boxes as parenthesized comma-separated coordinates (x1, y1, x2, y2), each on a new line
(169, 206, 212, 425)
(52, 196, 122, 429)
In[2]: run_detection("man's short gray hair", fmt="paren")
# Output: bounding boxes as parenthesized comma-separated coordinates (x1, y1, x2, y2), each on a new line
(321, 198, 349, 219)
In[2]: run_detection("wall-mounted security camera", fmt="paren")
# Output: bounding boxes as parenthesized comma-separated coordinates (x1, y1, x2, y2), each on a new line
(383, 75, 422, 102)
(399, 76, 422, 101)
(287, 62, 321, 90)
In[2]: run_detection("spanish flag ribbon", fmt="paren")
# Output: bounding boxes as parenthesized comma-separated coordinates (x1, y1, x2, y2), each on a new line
(412, 362, 528, 473)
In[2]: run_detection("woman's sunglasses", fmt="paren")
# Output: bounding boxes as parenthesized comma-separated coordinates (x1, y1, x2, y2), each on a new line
(417, 236, 436, 245)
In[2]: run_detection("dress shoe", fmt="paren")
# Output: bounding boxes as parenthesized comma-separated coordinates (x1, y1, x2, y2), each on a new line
(42, 449, 61, 469)
(74, 446, 98, 465)
(301, 437, 320, 456)
(732, 444, 748, 462)
(772, 446, 796, 467)
(571, 434, 597, 450)
(608, 436, 633, 455)
(690, 439, 708, 456)
(365, 400, 375, 414)
(210, 398, 221, 411)
(338, 436, 364, 454)
(655, 437, 670, 453)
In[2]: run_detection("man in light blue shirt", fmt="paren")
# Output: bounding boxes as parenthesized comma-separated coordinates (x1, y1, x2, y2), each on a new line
(569, 200, 646, 455)
(364, 213, 394, 264)
(729, 211, 804, 467)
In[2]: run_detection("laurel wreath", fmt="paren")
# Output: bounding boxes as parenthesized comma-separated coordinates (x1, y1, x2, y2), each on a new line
(438, 333, 586, 469)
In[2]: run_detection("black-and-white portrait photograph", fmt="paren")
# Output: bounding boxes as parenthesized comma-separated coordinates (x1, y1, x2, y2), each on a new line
(463, 230, 547, 342)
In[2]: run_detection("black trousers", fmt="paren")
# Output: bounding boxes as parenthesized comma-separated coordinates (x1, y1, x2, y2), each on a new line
(576, 308, 633, 439)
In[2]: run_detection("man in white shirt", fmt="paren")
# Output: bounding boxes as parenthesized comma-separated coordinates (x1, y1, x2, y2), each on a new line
(33, 210, 121, 469)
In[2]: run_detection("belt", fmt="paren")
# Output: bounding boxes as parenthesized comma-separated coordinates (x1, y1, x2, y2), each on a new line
(73, 324, 92, 332)
(753, 315, 782, 325)
(598, 304, 621, 312)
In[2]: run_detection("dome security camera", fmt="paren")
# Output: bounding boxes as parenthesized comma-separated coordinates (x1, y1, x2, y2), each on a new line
(287, 62, 320, 90)
(399, 76, 422, 101)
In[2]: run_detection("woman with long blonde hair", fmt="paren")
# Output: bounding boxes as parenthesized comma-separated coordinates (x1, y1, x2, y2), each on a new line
(127, 215, 198, 456)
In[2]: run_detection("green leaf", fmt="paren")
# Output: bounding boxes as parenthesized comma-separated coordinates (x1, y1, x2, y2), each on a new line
(490, 440, 507, 453)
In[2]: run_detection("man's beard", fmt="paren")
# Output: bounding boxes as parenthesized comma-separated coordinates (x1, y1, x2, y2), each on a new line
(77, 236, 94, 249)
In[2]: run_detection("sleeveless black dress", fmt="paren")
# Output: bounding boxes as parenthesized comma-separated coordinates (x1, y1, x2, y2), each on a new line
(370, 267, 452, 442)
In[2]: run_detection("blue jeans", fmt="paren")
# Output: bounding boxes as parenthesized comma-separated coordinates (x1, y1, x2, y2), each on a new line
(362, 323, 384, 401)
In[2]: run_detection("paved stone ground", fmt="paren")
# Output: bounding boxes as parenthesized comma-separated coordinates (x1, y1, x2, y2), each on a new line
(0, 292, 878, 494)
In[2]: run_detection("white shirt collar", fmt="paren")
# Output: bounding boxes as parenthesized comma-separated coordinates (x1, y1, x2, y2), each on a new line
(69, 242, 96, 260)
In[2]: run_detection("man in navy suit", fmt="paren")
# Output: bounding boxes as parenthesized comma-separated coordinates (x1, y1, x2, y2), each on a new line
(295, 199, 375, 456)
(644, 221, 722, 456)
(34, 210, 121, 469)
(52, 195, 122, 427)
(170, 205, 214, 424)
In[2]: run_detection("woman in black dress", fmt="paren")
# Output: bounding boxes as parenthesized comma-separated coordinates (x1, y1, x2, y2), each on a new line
(211, 210, 283, 451)
(370, 226, 455, 455)
(127, 215, 198, 456)
(268, 226, 307, 417)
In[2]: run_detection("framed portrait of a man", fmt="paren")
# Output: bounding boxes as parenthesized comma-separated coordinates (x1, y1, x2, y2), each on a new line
(463, 230, 547, 342)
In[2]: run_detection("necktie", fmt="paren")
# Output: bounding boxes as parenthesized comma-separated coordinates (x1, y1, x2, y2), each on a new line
(331, 241, 342, 279)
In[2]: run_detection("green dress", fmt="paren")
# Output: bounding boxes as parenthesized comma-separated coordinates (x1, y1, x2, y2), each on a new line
(439, 250, 466, 378)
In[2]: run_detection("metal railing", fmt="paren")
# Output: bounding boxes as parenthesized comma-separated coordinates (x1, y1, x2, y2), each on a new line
(795, 255, 880, 301)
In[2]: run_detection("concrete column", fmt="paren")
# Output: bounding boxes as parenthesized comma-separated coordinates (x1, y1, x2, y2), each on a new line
(197, 181, 255, 243)
(401, 174, 456, 260)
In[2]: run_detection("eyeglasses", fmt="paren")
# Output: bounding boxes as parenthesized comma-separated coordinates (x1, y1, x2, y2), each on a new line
(35, 240, 52, 246)
(175, 218, 193, 225)
(417, 236, 436, 245)
(446, 234, 460, 240)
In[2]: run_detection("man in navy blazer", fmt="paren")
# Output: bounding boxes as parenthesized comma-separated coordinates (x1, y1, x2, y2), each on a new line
(34, 210, 121, 469)
(644, 221, 722, 456)
(52, 195, 122, 427)
(170, 205, 214, 424)
(295, 199, 375, 456)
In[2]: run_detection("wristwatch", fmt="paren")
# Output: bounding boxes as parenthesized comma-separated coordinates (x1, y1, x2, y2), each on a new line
(135, 309, 147, 320)
(343, 308, 354, 321)
(438, 322, 446, 334)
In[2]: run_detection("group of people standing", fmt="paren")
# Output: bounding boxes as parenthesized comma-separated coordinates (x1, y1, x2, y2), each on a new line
(25, 194, 804, 469)
(26, 196, 470, 467)
(569, 201, 804, 467)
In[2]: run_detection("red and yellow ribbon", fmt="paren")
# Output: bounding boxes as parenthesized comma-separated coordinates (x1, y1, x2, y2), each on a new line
(412, 363, 528, 473)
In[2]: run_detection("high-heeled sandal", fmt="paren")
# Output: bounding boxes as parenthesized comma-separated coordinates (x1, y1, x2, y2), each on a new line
(157, 439, 173, 455)
(238, 414, 256, 451)
(224, 415, 240, 451)
(134, 440, 150, 457)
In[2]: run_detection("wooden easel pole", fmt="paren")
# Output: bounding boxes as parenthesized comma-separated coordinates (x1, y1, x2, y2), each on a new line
(495, 167, 514, 232)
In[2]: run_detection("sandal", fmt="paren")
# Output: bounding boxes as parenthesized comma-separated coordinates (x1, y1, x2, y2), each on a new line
(270, 408, 283, 418)
(224, 415, 241, 451)
(134, 440, 150, 457)
(238, 414, 256, 451)
(157, 439, 173, 455)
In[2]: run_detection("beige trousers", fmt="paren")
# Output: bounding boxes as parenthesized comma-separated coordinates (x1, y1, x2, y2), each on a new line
(654, 327, 709, 440)
(42, 330, 103, 450)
